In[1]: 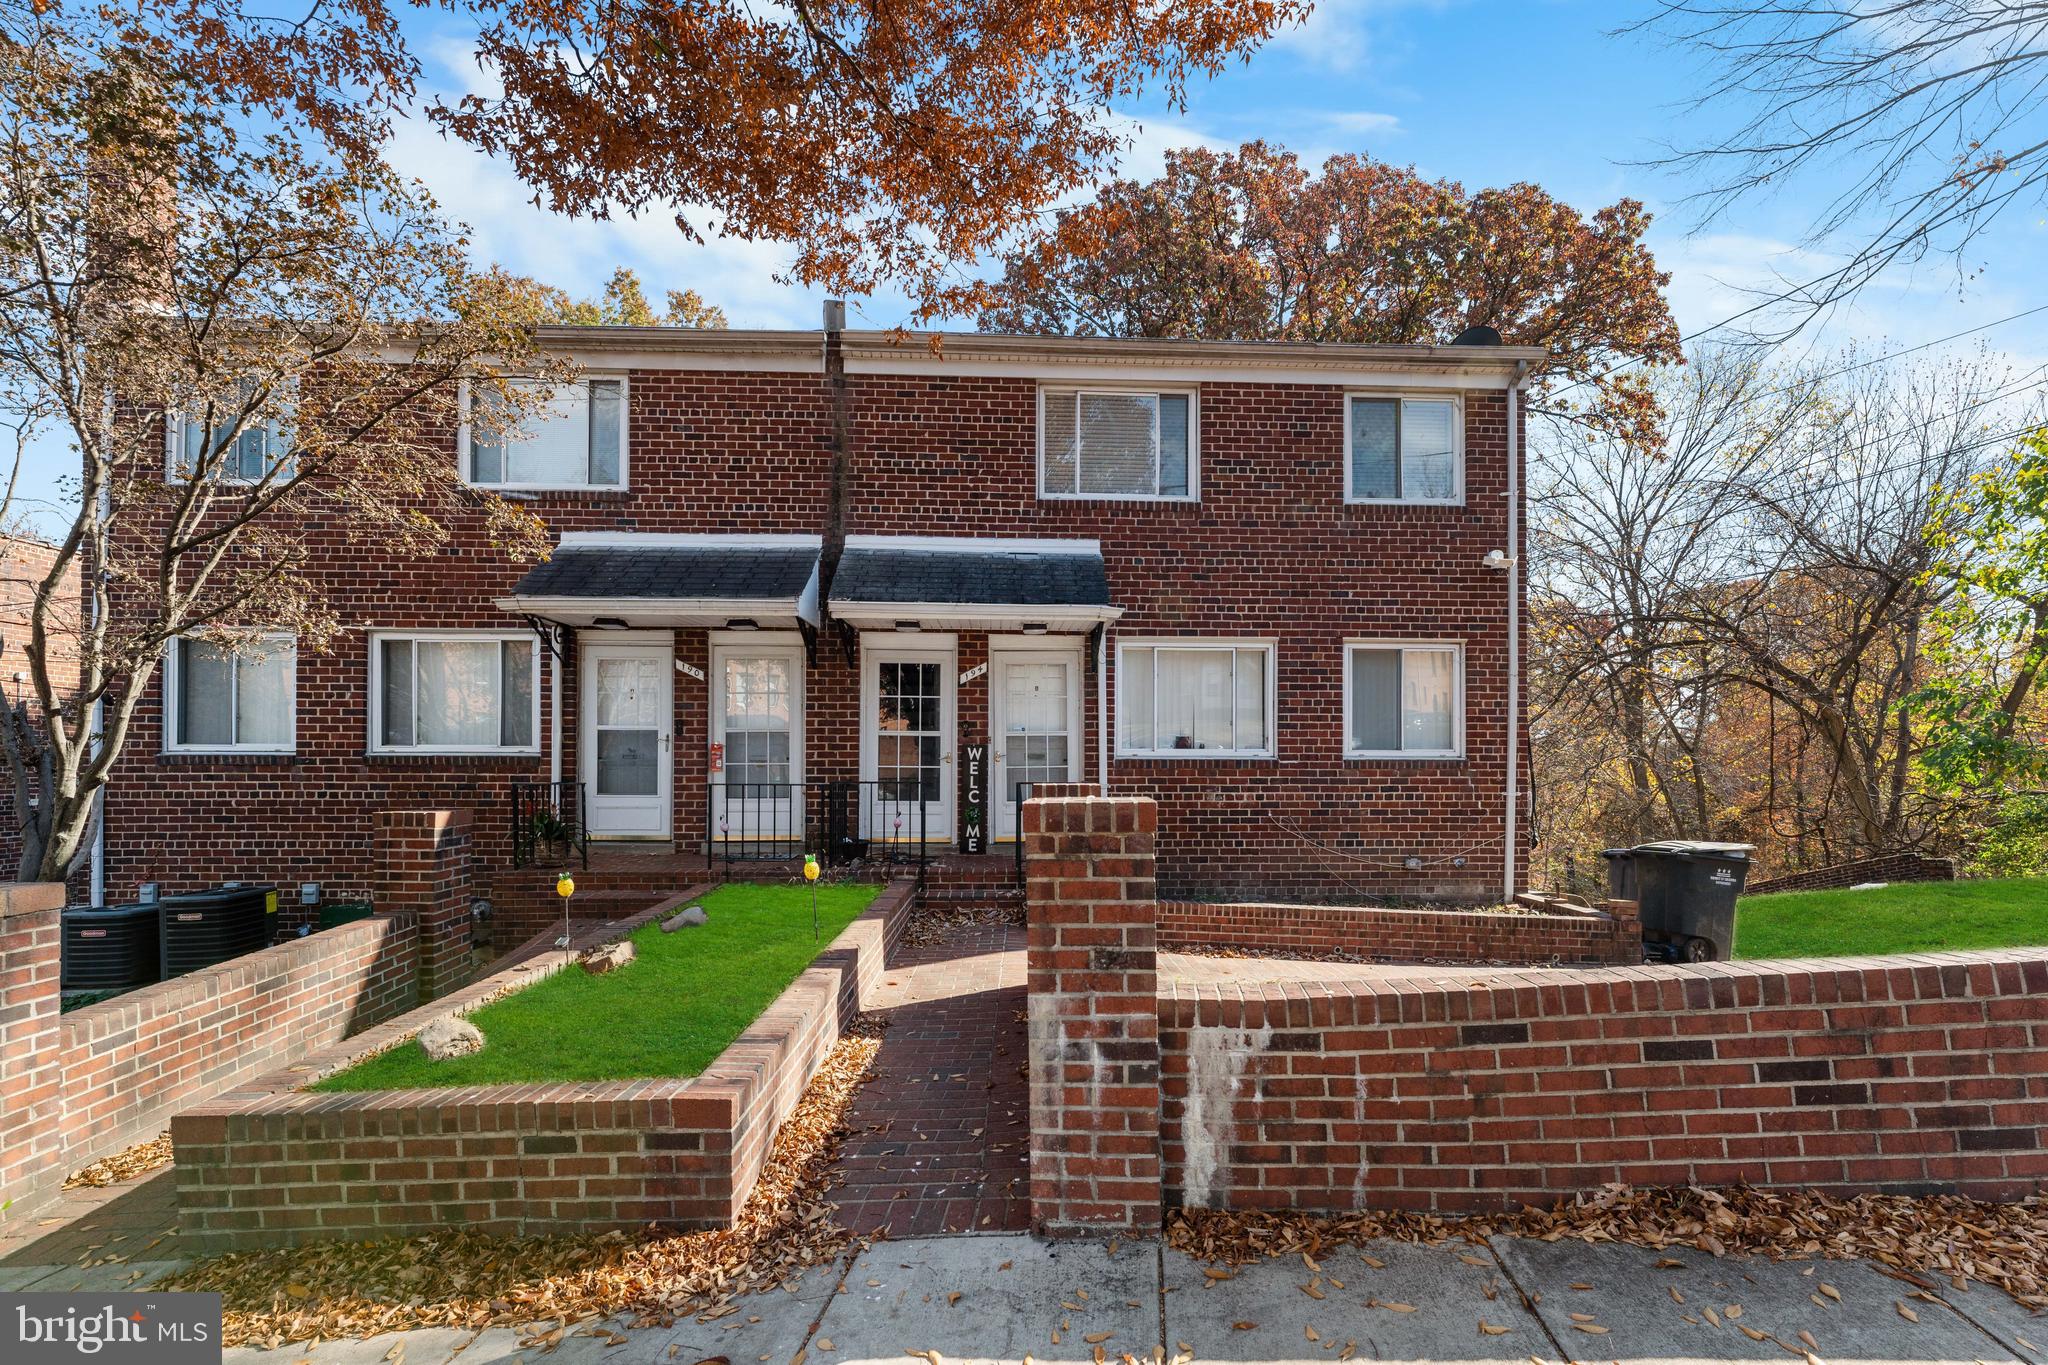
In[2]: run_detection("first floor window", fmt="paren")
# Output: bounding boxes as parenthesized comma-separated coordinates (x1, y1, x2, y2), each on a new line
(168, 634, 295, 751)
(1040, 387, 1194, 498)
(1348, 395, 1459, 502)
(374, 634, 537, 752)
(1117, 642, 1272, 756)
(468, 377, 624, 488)
(1346, 643, 1460, 756)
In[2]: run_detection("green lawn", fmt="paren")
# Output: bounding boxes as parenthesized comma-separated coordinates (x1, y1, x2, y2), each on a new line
(1733, 877, 2048, 959)
(313, 881, 877, 1091)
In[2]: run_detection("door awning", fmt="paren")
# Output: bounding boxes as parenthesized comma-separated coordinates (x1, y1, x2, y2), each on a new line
(825, 536, 1122, 633)
(496, 533, 821, 629)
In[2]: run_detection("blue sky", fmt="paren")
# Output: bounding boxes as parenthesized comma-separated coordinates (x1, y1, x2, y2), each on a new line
(15, 0, 2048, 527)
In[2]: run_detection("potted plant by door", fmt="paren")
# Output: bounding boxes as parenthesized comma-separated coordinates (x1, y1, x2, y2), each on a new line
(528, 809, 577, 867)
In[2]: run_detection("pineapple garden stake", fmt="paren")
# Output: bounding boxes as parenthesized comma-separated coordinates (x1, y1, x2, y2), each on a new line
(555, 870, 575, 948)
(804, 854, 821, 939)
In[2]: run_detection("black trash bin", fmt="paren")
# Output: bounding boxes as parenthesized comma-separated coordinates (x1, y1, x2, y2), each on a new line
(1599, 848, 1638, 904)
(1631, 841, 1754, 962)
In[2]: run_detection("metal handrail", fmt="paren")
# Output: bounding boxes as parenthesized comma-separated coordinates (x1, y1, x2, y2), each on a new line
(707, 777, 934, 882)
(1011, 780, 1036, 888)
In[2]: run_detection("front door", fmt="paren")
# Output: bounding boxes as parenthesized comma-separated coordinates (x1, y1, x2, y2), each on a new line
(860, 638, 955, 844)
(709, 636, 805, 850)
(990, 643, 1084, 840)
(580, 636, 673, 839)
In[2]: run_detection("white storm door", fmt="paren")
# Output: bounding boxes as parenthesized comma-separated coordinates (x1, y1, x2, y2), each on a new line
(990, 644, 1083, 840)
(710, 640, 804, 847)
(860, 639, 956, 843)
(580, 638, 672, 838)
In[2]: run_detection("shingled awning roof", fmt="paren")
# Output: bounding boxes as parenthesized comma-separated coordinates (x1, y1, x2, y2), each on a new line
(496, 534, 820, 628)
(826, 537, 1121, 633)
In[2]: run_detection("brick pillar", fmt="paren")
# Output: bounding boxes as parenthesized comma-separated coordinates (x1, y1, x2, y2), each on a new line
(375, 810, 475, 1001)
(0, 882, 67, 1217)
(1022, 785, 1162, 1237)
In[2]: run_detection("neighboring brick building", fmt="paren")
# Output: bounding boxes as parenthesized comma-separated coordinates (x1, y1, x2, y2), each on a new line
(0, 532, 81, 881)
(99, 323, 1537, 906)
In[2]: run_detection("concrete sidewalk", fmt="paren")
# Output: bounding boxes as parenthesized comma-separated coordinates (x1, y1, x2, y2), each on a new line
(110, 1230, 2031, 1365)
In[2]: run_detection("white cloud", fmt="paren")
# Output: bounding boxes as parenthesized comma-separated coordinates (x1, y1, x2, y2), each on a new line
(1317, 110, 1403, 136)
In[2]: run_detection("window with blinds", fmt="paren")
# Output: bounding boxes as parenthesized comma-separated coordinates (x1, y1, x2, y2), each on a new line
(1345, 643, 1461, 756)
(1039, 387, 1195, 499)
(1116, 641, 1273, 757)
(467, 377, 626, 489)
(1346, 395, 1461, 503)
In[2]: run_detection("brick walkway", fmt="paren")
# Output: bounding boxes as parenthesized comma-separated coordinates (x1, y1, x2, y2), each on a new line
(0, 1167, 181, 1272)
(830, 923, 1030, 1237)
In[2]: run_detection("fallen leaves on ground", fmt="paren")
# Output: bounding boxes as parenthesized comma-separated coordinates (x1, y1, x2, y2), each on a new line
(900, 901, 1021, 947)
(160, 1016, 891, 1346)
(1166, 1183, 2048, 1308)
(63, 1131, 174, 1189)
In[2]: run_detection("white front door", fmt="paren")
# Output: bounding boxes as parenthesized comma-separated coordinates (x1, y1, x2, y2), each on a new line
(580, 636, 673, 839)
(860, 637, 955, 844)
(709, 636, 805, 849)
(990, 642, 1084, 840)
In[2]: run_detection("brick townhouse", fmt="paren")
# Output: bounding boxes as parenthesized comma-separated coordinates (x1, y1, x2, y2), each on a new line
(96, 319, 1539, 910)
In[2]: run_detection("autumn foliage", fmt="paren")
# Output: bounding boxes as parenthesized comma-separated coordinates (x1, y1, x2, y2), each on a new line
(979, 142, 1681, 442)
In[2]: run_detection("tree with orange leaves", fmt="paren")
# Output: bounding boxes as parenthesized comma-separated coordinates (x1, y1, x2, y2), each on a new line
(96, 0, 1311, 320)
(978, 142, 1681, 443)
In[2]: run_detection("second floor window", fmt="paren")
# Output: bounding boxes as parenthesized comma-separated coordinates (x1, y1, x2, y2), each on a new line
(170, 386, 292, 483)
(1040, 387, 1195, 500)
(467, 378, 625, 489)
(1347, 395, 1460, 503)
(166, 634, 295, 752)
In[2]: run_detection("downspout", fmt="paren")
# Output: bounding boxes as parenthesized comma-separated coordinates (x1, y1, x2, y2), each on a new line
(1503, 362, 1528, 902)
(819, 301, 849, 636)
(549, 625, 563, 787)
(1096, 624, 1108, 791)
(90, 404, 112, 905)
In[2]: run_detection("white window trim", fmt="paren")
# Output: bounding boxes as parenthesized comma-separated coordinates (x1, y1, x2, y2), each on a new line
(1113, 637, 1276, 760)
(460, 374, 632, 492)
(163, 400, 294, 487)
(1343, 391, 1464, 506)
(1036, 385, 1201, 503)
(367, 629, 543, 756)
(162, 631, 298, 755)
(1342, 639, 1465, 760)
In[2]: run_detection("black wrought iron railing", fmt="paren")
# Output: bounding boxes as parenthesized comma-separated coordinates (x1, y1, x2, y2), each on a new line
(707, 778, 934, 880)
(511, 779, 588, 871)
(1011, 780, 1036, 888)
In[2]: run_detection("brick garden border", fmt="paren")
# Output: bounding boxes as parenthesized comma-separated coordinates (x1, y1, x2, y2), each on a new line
(170, 877, 914, 1250)
(1158, 898, 1639, 966)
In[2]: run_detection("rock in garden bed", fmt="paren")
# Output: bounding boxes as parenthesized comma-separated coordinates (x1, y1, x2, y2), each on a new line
(416, 1017, 484, 1061)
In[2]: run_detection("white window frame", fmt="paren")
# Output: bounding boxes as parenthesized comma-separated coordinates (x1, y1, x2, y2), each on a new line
(1036, 385, 1200, 503)
(459, 374, 631, 492)
(162, 631, 298, 755)
(1342, 640, 1465, 759)
(163, 390, 295, 486)
(1343, 392, 1464, 506)
(368, 630, 543, 756)
(1114, 637, 1276, 760)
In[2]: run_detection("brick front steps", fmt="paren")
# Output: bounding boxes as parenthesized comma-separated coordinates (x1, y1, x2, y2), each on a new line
(169, 878, 914, 1251)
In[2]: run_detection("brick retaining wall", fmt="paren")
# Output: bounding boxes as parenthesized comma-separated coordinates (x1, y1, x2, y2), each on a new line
(0, 881, 420, 1224)
(170, 878, 915, 1249)
(1157, 899, 1638, 966)
(1159, 950, 2048, 1214)
(1746, 853, 1958, 897)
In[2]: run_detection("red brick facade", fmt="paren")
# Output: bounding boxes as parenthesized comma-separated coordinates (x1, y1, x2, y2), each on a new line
(1159, 950, 2048, 1213)
(1023, 785, 1164, 1235)
(172, 878, 913, 1249)
(1157, 898, 1640, 965)
(98, 334, 1532, 910)
(0, 881, 420, 1222)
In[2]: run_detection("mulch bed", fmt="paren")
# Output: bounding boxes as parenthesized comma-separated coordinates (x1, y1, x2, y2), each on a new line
(161, 1016, 891, 1348)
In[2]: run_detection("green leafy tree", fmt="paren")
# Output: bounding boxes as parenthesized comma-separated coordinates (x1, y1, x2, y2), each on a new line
(1917, 430, 2048, 793)
(536, 268, 727, 328)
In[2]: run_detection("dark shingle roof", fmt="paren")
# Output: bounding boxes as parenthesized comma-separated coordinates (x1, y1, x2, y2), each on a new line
(829, 546, 1110, 607)
(512, 545, 818, 601)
